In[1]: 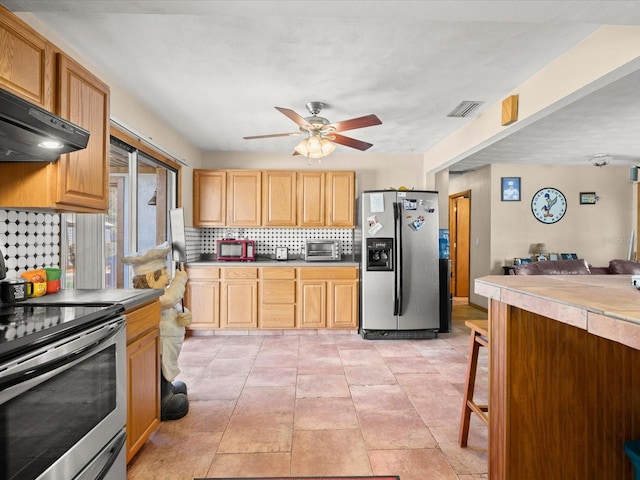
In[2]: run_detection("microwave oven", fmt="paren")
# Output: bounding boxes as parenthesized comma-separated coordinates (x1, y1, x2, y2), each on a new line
(304, 239, 341, 261)
(216, 239, 256, 261)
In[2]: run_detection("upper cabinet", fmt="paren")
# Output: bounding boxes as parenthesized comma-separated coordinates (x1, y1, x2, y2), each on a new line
(299, 171, 355, 228)
(263, 170, 297, 227)
(326, 171, 355, 227)
(226, 170, 262, 227)
(194, 169, 355, 228)
(194, 170, 227, 227)
(55, 54, 110, 211)
(0, 6, 111, 213)
(0, 7, 53, 110)
(297, 171, 325, 227)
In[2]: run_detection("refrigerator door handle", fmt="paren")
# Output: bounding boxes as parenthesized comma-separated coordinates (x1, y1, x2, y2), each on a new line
(397, 201, 403, 316)
(393, 201, 403, 316)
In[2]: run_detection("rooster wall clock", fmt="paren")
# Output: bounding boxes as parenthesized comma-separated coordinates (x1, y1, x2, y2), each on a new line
(531, 187, 567, 224)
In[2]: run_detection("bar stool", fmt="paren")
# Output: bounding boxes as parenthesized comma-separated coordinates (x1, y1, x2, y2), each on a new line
(459, 319, 489, 447)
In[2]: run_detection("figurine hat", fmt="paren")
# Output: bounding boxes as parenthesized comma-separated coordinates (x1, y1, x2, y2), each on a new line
(122, 242, 171, 275)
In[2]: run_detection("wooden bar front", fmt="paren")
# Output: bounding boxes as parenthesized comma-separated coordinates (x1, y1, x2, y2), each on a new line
(476, 275, 640, 479)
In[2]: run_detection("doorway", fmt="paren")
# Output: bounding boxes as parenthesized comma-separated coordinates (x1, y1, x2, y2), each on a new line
(449, 191, 471, 298)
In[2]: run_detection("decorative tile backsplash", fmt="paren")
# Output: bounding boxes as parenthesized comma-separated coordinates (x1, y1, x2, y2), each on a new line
(0, 209, 61, 277)
(0, 208, 354, 278)
(186, 227, 354, 259)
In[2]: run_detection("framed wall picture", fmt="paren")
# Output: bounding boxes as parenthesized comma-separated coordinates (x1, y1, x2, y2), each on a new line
(580, 192, 597, 204)
(501, 177, 521, 201)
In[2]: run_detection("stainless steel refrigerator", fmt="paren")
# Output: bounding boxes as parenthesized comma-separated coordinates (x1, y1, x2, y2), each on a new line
(357, 190, 440, 339)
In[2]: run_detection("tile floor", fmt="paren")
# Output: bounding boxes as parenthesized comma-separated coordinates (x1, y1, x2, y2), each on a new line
(126, 300, 489, 480)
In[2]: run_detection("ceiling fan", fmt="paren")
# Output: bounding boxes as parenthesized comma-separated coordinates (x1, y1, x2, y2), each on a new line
(243, 102, 382, 157)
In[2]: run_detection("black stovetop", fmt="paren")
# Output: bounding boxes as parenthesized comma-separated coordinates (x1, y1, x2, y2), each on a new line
(0, 302, 124, 362)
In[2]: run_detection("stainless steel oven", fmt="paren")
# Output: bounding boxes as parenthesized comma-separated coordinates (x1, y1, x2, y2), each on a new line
(0, 304, 126, 480)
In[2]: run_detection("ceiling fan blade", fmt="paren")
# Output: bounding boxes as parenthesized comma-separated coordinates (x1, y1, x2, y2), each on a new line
(243, 132, 301, 140)
(330, 133, 373, 151)
(275, 107, 311, 128)
(330, 114, 382, 133)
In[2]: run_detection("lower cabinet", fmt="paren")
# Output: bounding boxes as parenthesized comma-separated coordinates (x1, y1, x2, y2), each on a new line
(185, 265, 358, 331)
(260, 267, 297, 328)
(220, 267, 258, 328)
(299, 267, 358, 329)
(125, 300, 161, 463)
(184, 266, 220, 329)
(328, 279, 359, 328)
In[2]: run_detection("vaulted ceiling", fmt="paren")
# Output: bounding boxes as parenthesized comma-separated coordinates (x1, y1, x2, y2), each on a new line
(4, 0, 640, 171)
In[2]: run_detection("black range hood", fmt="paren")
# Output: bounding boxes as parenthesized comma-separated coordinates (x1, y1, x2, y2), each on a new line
(0, 87, 90, 162)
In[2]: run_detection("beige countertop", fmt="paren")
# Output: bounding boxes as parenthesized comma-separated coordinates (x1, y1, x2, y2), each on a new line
(475, 274, 640, 351)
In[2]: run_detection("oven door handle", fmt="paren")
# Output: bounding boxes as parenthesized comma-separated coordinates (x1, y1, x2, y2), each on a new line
(0, 319, 124, 392)
(75, 429, 127, 480)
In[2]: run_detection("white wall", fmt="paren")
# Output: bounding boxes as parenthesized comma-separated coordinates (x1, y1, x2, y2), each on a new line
(423, 25, 640, 174)
(450, 164, 634, 308)
(16, 13, 203, 225)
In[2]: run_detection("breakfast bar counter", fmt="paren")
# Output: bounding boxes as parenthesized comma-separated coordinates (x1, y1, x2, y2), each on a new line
(475, 274, 640, 480)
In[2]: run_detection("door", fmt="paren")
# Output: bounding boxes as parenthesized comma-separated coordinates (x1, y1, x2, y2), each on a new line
(397, 191, 439, 330)
(360, 191, 398, 330)
(449, 192, 470, 297)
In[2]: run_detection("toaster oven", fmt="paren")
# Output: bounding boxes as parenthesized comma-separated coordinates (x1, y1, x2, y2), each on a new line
(304, 239, 341, 261)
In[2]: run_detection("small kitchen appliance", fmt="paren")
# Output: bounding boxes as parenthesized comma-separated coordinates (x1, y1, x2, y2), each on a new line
(216, 239, 256, 261)
(0, 279, 27, 303)
(275, 246, 288, 261)
(304, 239, 341, 261)
(0, 249, 27, 303)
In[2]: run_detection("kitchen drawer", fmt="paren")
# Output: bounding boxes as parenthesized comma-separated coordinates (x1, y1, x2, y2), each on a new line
(261, 280, 296, 304)
(299, 267, 358, 280)
(259, 304, 296, 328)
(261, 267, 296, 280)
(186, 266, 220, 280)
(126, 300, 161, 345)
(222, 267, 259, 279)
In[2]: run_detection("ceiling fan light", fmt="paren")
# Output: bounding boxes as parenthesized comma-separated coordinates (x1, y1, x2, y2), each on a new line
(294, 139, 310, 156)
(307, 135, 321, 153)
(320, 138, 336, 155)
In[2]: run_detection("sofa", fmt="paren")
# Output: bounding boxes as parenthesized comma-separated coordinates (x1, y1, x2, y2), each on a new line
(511, 258, 640, 275)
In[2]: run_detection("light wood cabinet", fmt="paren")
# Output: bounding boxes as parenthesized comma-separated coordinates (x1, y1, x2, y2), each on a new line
(326, 171, 355, 227)
(298, 171, 355, 227)
(262, 170, 297, 226)
(184, 266, 220, 328)
(297, 171, 326, 227)
(259, 267, 296, 328)
(193, 170, 226, 227)
(125, 300, 161, 463)
(298, 280, 327, 328)
(55, 53, 110, 211)
(0, 7, 110, 213)
(220, 267, 258, 328)
(298, 266, 358, 329)
(193, 169, 355, 228)
(0, 5, 53, 110)
(227, 170, 261, 227)
(186, 265, 358, 331)
(328, 279, 359, 328)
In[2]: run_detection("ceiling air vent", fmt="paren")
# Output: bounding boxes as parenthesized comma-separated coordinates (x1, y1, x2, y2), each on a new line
(447, 101, 484, 118)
